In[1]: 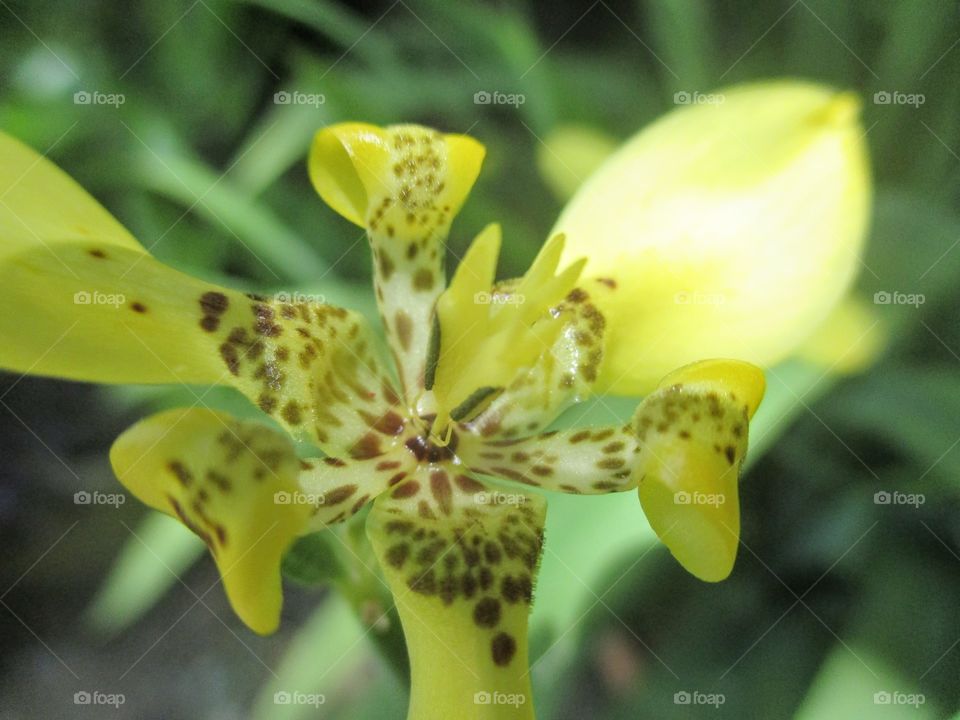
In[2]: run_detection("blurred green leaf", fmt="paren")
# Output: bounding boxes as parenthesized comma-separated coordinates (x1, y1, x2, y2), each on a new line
(84, 512, 205, 635)
(795, 646, 937, 720)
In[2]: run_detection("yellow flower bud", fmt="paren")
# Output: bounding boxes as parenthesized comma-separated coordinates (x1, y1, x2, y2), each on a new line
(552, 80, 872, 395)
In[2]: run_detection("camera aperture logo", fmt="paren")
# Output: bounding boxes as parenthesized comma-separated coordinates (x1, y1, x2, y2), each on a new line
(674, 690, 725, 708)
(74, 690, 125, 708)
(873, 90, 924, 108)
(874, 690, 925, 707)
(273, 90, 326, 108)
(274, 291, 326, 305)
(274, 490, 324, 506)
(473, 90, 525, 107)
(273, 691, 325, 707)
(473, 691, 526, 707)
(474, 491, 527, 507)
(74, 490, 126, 508)
(74, 90, 125, 107)
(873, 490, 924, 508)
(674, 490, 725, 507)
(674, 290, 726, 306)
(873, 290, 924, 307)
(673, 91, 725, 106)
(474, 291, 525, 306)
(74, 290, 125, 308)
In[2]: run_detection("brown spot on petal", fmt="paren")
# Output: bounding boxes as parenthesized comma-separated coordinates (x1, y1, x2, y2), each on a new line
(454, 475, 485, 493)
(491, 632, 516, 666)
(430, 470, 453, 515)
(412, 268, 434, 291)
(323, 484, 358, 506)
(473, 597, 502, 628)
(394, 311, 413, 352)
(200, 292, 230, 315)
(391, 480, 420, 499)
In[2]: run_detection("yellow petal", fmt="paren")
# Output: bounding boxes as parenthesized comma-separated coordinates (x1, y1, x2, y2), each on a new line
(457, 282, 606, 439)
(553, 81, 871, 395)
(110, 408, 310, 634)
(431, 230, 589, 432)
(308, 123, 485, 399)
(309, 123, 484, 235)
(633, 359, 765, 581)
(298, 444, 417, 530)
(0, 131, 143, 259)
(0, 239, 399, 456)
(0, 130, 399, 455)
(366, 467, 543, 720)
(458, 423, 637, 495)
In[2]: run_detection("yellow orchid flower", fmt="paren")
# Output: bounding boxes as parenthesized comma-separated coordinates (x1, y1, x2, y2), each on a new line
(0, 78, 867, 720)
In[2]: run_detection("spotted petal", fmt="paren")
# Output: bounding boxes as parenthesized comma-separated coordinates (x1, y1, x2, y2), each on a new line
(430, 228, 589, 433)
(299, 444, 418, 530)
(458, 281, 606, 440)
(309, 123, 484, 400)
(458, 424, 637, 495)
(366, 465, 545, 717)
(633, 359, 765, 581)
(109, 408, 311, 634)
(0, 131, 399, 457)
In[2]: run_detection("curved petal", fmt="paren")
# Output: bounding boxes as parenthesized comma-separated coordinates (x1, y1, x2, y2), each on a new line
(633, 359, 765, 582)
(309, 123, 484, 238)
(309, 123, 485, 399)
(109, 408, 310, 634)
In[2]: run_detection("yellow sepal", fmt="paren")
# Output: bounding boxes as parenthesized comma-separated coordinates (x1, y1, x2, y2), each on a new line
(110, 408, 311, 634)
(634, 359, 765, 581)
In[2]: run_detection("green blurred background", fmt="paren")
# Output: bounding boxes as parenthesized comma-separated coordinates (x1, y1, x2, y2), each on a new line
(1, 1, 959, 718)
